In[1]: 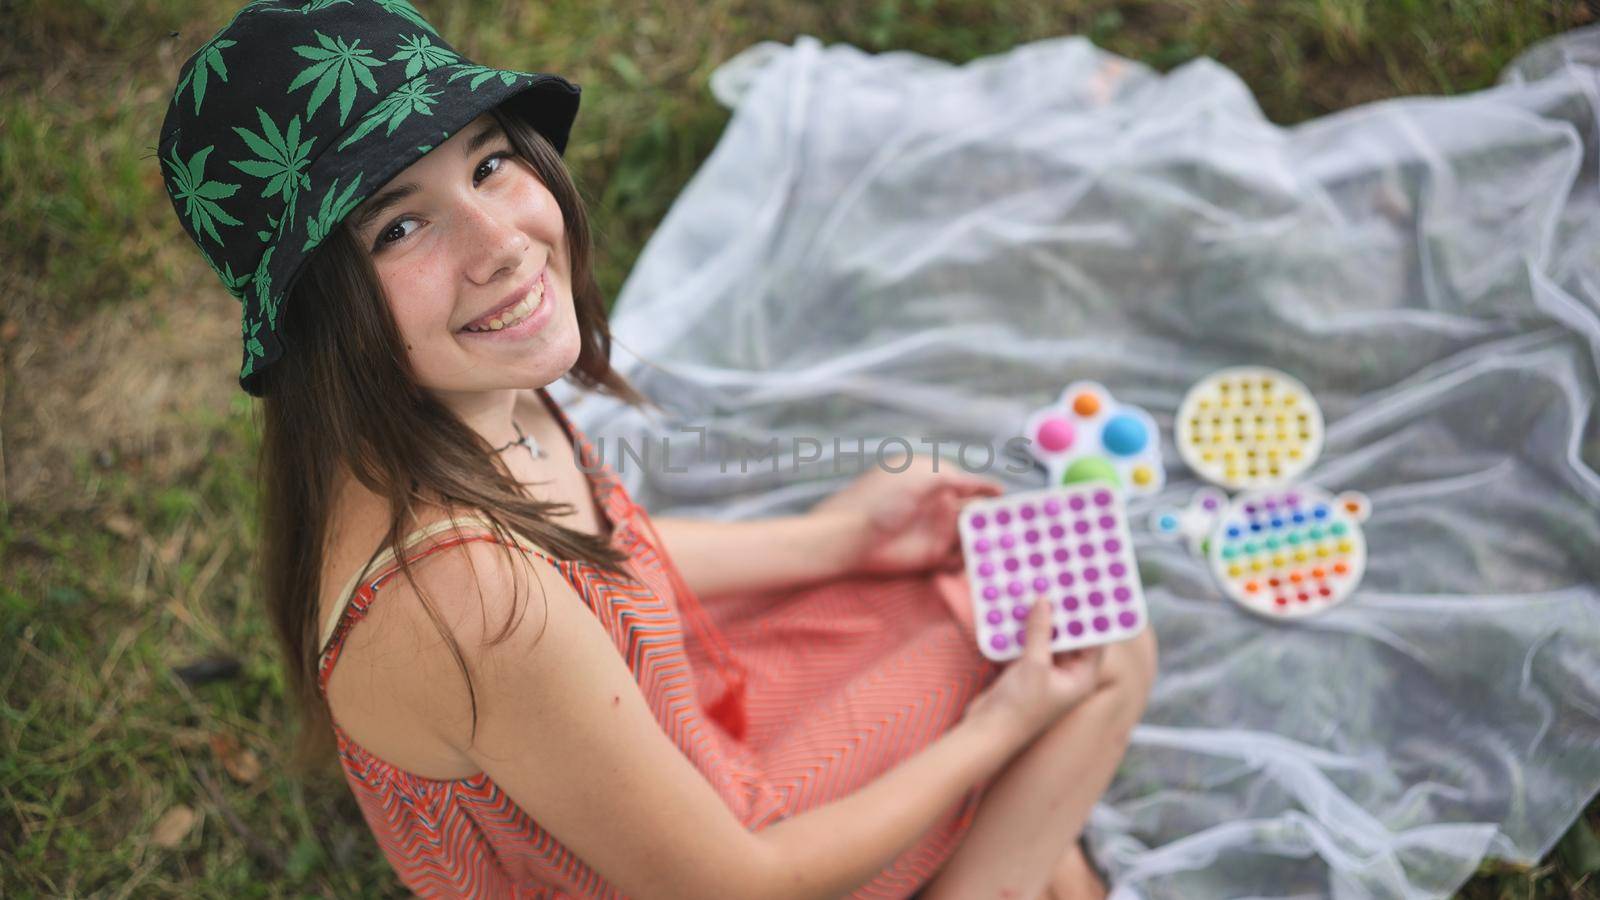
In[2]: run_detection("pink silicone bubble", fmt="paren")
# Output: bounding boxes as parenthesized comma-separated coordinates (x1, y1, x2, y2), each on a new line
(1067, 621, 1085, 636)
(1202, 495, 1221, 511)
(1092, 616, 1110, 632)
(1012, 605, 1029, 621)
(1049, 524, 1065, 539)
(1015, 629, 1026, 645)
(1093, 490, 1112, 507)
(1053, 547, 1070, 563)
(982, 586, 1000, 601)
(999, 534, 1016, 550)
(1032, 576, 1049, 592)
(1044, 499, 1063, 515)
(1062, 595, 1079, 611)
(995, 510, 1012, 525)
(1118, 611, 1139, 628)
(1113, 586, 1132, 602)
(1057, 571, 1074, 587)
(1078, 543, 1096, 559)
(1025, 529, 1040, 543)
(1103, 538, 1122, 553)
(986, 609, 1003, 625)
(978, 561, 995, 577)
(973, 538, 991, 553)
(1083, 567, 1101, 582)
(1109, 562, 1127, 577)
(1020, 505, 1037, 520)
(1007, 581, 1025, 597)
(1028, 552, 1045, 567)
(1074, 520, 1091, 534)
(1069, 496, 1086, 512)
(1098, 515, 1116, 529)
(971, 514, 988, 529)
(1037, 417, 1076, 453)
(1088, 590, 1106, 607)
(990, 634, 1009, 651)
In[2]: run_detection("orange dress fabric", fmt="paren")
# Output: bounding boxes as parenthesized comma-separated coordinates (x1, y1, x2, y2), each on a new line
(316, 397, 1004, 898)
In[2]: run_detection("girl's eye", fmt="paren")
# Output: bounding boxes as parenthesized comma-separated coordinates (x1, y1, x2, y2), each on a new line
(474, 151, 512, 183)
(375, 218, 418, 248)
(371, 150, 516, 252)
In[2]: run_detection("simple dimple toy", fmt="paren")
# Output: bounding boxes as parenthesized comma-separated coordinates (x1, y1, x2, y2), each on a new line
(1025, 381, 1165, 495)
(1149, 486, 1229, 556)
(1175, 367, 1324, 491)
(1206, 485, 1371, 618)
(957, 484, 1148, 662)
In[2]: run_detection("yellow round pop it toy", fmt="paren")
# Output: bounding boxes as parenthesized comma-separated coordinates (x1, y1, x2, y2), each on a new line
(1174, 366, 1324, 490)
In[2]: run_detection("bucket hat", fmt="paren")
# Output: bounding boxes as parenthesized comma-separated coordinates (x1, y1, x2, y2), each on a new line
(157, 0, 580, 396)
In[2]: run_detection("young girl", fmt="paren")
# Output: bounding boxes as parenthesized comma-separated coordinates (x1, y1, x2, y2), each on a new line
(158, 3, 1157, 897)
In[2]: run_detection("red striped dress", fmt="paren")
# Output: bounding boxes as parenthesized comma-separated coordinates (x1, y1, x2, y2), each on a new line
(316, 395, 1005, 898)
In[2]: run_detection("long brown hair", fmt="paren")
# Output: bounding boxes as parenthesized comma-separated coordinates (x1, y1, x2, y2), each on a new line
(257, 105, 650, 771)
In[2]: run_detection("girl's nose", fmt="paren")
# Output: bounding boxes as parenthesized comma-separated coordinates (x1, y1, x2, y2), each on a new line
(460, 198, 528, 284)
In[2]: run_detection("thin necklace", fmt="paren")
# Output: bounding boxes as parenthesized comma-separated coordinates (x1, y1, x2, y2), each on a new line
(490, 418, 548, 460)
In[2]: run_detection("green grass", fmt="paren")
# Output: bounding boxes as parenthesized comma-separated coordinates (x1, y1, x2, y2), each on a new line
(3, 0, 1598, 896)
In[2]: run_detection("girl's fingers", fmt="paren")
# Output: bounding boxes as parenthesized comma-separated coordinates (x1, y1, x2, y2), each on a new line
(1023, 594, 1054, 663)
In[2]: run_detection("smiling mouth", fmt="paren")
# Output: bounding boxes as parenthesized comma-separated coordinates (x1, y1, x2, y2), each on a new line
(460, 269, 547, 332)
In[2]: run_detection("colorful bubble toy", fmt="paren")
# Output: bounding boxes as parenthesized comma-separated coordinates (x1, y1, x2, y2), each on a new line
(1025, 381, 1165, 495)
(1207, 485, 1371, 618)
(1149, 486, 1229, 557)
(957, 483, 1149, 662)
(1175, 367, 1324, 491)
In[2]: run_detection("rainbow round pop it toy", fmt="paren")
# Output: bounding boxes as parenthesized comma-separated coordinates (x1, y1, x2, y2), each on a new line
(1175, 367, 1324, 491)
(957, 483, 1148, 662)
(1025, 381, 1165, 495)
(1206, 485, 1371, 618)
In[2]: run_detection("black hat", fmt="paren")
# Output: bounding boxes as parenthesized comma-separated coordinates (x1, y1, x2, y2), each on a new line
(157, 0, 580, 396)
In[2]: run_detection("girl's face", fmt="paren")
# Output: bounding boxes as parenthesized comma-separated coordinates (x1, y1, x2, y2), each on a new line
(349, 113, 580, 397)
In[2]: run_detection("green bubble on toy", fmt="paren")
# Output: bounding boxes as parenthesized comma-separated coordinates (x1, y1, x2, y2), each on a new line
(1061, 456, 1122, 488)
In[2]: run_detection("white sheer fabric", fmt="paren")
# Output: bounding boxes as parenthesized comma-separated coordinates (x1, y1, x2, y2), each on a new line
(552, 27, 1600, 898)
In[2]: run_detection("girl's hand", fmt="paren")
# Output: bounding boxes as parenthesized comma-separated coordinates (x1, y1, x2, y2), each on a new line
(812, 454, 1004, 577)
(961, 596, 1106, 746)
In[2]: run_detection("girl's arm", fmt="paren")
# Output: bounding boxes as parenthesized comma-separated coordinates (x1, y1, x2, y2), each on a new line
(382, 538, 1024, 900)
(650, 456, 1003, 599)
(649, 511, 867, 599)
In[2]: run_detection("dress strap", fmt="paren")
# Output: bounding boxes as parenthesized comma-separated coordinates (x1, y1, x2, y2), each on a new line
(318, 512, 520, 657)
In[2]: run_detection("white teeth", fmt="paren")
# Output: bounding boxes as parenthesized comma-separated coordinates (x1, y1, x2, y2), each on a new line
(465, 278, 544, 332)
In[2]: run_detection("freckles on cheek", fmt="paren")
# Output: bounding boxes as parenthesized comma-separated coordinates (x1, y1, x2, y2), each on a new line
(382, 258, 441, 353)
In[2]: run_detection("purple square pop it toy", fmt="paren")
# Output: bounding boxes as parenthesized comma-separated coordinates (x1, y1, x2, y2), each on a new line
(957, 484, 1148, 662)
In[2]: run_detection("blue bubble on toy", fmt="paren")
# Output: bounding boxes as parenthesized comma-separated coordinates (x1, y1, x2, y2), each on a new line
(1157, 513, 1178, 532)
(1101, 414, 1148, 457)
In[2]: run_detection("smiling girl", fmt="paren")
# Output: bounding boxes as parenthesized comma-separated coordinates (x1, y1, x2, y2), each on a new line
(158, 3, 1155, 897)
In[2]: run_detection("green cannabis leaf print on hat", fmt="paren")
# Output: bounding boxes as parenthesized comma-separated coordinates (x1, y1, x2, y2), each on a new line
(337, 77, 441, 149)
(175, 36, 237, 113)
(288, 30, 386, 126)
(391, 34, 457, 77)
(157, 0, 582, 396)
(229, 108, 315, 228)
(164, 144, 243, 245)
